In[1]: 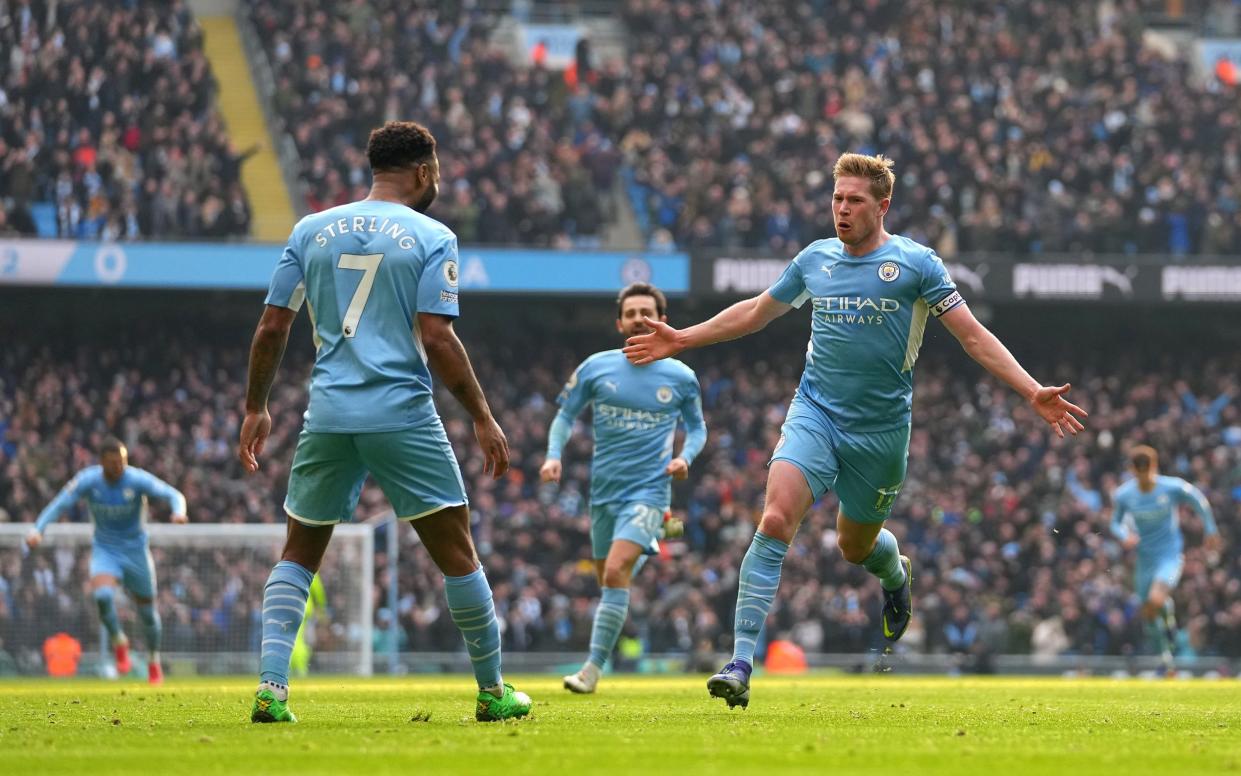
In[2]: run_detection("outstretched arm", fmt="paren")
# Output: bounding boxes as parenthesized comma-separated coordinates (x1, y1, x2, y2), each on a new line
(939, 304, 1087, 438)
(238, 304, 297, 473)
(29, 476, 87, 545)
(420, 312, 509, 478)
(624, 292, 792, 365)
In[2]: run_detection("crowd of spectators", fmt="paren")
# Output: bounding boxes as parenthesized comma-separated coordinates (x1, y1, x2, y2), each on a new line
(234, 0, 1241, 257)
(0, 0, 252, 239)
(2, 297, 1239, 674)
(246, 0, 619, 248)
(614, 0, 1241, 256)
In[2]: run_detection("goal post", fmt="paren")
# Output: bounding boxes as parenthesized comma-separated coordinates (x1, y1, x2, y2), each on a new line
(0, 522, 373, 678)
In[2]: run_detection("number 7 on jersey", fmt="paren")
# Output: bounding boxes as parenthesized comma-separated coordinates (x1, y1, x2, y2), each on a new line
(337, 253, 384, 338)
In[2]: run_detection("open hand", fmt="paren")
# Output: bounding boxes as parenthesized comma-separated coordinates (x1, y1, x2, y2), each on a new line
(623, 317, 685, 365)
(475, 416, 510, 479)
(1030, 384, 1087, 438)
(238, 410, 272, 473)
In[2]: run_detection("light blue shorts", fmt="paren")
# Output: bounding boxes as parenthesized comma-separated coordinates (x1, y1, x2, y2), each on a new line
(90, 544, 156, 599)
(589, 501, 665, 560)
(770, 396, 911, 524)
(1135, 553, 1183, 600)
(284, 421, 467, 525)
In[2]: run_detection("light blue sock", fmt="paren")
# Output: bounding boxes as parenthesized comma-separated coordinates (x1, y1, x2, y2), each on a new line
(93, 586, 122, 642)
(587, 587, 631, 669)
(137, 603, 162, 653)
(259, 560, 313, 687)
(861, 528, 906, 591)
(444, 567, 503, 691)
(731, 532, 789, 666)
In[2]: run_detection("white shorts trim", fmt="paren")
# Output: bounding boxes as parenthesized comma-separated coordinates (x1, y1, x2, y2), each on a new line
(398, 501, 467, 522)
(284, 506, 340, 526)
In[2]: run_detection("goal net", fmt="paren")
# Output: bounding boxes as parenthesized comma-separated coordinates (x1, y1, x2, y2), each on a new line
(0, 523, 373, 678)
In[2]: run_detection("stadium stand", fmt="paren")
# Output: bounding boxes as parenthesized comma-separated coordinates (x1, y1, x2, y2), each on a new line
(2, 296, 1238, 668)
(0, 0, 253, 239)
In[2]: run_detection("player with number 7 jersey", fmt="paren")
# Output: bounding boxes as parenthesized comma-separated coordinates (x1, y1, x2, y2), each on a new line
(242, 121, 530, 724)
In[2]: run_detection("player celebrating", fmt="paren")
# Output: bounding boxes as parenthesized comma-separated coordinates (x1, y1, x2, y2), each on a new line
(541, 283, 707, 694)
(1109, 445, 1220, 669)
(625, 153, 1086, 709)
(239, 120, 531, 723)
(26, 438, 188, 684)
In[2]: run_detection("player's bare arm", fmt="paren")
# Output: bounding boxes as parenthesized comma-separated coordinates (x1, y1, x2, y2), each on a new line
(623, 291, 792, 365)
(419, 312, 510, 478)
(938, 303, 1087, 438)
(238, 304, 297, 473)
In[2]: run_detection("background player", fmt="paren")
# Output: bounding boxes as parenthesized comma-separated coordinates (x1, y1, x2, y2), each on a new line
(25, 437, 188, 684)
(289, 573, 326, 678)
(624, 153, 1086, 709)
(540, 283, 707, 694)
(238, 120, 531, 723)
(1110, 445, 1220, 670)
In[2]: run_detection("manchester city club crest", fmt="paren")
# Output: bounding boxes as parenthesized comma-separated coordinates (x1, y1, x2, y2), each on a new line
(656, 386, 674, 403)
(879, 261, 900, 282)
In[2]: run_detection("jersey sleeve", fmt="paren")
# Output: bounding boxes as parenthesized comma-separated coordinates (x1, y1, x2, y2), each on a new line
(265, 232, 307, 311)
(417, 234, 461, 317)
(1174, 479, 1217, 534)
(556, 358, 594, 419)
(678, 372, 707, 466)
(135, 470, 188, 516)
(920, 249, 964, 318)
(1109, 491, 1132, 541)
(767, 254, 810, 308)
(34, 470, 91, 533)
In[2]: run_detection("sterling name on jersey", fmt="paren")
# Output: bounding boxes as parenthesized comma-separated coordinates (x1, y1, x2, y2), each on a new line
(34, 466, 187, 549)
(558, 350, 704, 507)
(266, 200, 461, 433)
(1110, 475, 1214, 558)
(768, 235, 963, 432)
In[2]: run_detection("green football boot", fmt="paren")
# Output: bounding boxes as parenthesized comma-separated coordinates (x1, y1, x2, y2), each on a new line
(475, 683, 533, 722)
(251, 687, 297, 723)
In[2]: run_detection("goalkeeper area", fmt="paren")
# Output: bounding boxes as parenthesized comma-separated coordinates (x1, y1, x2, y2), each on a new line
(4, 676, 1239, 775)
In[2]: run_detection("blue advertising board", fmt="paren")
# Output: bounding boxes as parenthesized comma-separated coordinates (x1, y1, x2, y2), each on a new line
(0, 240, 688, 295)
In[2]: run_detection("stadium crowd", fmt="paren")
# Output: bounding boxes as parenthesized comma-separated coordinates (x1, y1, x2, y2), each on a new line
(234, 0, 1241, 256)
(0, 0, 252, 239)
(246, 0, 618, 248)
(2, 303, 1239, 674)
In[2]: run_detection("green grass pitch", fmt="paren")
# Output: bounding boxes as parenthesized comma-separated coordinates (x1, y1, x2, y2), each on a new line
(2, 675, 1240, 775)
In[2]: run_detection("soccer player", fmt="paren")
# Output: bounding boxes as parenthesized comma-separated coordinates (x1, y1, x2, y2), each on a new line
(1109, 445, 1220, 669)
(624, 153, 1087, 709)
(540, 283, 707, 694)
(289, 573, 326, 678)
(25, 437, 188, 684)
(238, 120, 531, 723)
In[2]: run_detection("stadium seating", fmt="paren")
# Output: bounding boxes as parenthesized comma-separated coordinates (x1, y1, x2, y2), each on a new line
(0, 1, 252, 239)
(2, 308, 1238, 665)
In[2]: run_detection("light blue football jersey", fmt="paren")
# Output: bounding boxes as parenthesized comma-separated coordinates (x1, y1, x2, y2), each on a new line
(557, 350, 704, 507)
(266, 200, 461, 433)
(768, 235, 963, 432)
(34, 466, 187, 549)
(1110, 475, 1216, 558)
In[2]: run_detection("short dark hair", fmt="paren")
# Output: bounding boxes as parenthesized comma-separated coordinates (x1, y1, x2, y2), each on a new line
(99, 437, 126, 457)
(617, 282, 667, 319)
(366, 121, 436, 173)
(1130, 444, 1157, 472)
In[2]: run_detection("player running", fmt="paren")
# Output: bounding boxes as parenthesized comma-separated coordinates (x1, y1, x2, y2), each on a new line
(540, 283, 707, 694)
(26, 437, 188, 684)
(625, 153, 1086, 709)
(1109, 445, 1220, 670)
(239, 120, 531, 723)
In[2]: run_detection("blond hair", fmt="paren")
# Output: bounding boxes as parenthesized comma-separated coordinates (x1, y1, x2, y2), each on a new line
(833, 153, 896, 200)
